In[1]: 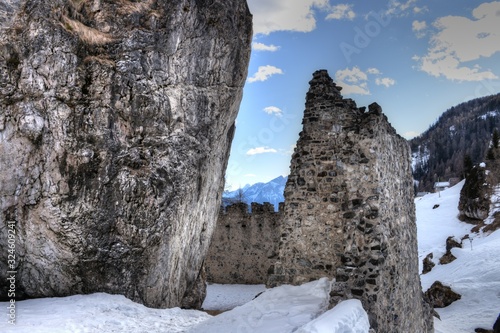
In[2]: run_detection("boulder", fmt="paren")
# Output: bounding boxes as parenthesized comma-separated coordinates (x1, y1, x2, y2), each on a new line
(422, 253, 435, 274)
(424, 281, 462, 308)
(439, 236, 462, 265)
(0, 0, 252, 308)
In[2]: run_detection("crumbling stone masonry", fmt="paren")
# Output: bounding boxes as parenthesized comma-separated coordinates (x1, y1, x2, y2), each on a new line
(206, 202, 282, 284)
(267, 70, 433, 332)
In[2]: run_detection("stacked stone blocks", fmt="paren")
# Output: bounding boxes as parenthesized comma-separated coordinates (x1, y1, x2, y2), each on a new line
(206, 202, 282, 284)
(267, 70, 432, 332)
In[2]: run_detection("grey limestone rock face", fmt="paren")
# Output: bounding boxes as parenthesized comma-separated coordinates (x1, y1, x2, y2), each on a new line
(0, 0, 252, 308)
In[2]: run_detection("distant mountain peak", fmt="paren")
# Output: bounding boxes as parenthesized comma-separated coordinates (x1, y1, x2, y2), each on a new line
(223, 175, 287, 211)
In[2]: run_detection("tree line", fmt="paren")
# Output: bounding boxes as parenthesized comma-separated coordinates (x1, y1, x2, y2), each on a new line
(411, 93, 500, 192)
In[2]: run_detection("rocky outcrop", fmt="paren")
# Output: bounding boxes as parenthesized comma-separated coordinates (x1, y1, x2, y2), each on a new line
(439, 252, 457, 265)
(206, 202, 282, 284)
(0, 0, 252, 308)
(424, 281, 462, 308)
(267, 70, 433, 332)
(422, 253, 435, 274)
(439, 236, 461, 265)
(459, 164, 489, 221)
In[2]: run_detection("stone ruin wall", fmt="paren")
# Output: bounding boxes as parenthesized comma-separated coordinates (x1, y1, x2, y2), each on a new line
(267, 70, 433, 332)
(204, 69, 432, 331)
(206, 202, 282, 284)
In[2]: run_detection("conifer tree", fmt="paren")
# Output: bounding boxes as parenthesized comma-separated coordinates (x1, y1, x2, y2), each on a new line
(463, 154, 473, 178)
(493, 129, 499, 149)
(487, 147, 495, 160)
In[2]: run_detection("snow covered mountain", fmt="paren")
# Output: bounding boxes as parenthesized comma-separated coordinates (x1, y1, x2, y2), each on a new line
(223, 175, 287, 211)
(410, 93, 500, 191)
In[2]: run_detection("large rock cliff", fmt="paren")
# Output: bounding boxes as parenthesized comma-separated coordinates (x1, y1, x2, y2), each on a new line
(0, 0, 252, 308)
(268, 70, 433, 332)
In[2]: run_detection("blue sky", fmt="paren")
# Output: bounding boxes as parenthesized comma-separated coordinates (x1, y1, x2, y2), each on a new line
(225, 0, 500, 190)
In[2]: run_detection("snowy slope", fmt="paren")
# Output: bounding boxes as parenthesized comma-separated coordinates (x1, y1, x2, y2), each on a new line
(191, 278, 333, 333)
(1, 293, 210, 333)
(202, 284, 267, 311)
(412, 145, 430, 172)
(416, 180, 472, 271)
(1, 279, 370, 333)
(416, 181, 500, 332)
(295, 300, 369, 333)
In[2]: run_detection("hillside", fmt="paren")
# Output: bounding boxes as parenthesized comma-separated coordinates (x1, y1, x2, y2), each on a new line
(411, 93, 500, 191)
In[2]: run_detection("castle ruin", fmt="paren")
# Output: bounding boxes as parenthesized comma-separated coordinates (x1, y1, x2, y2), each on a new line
(208, 70, 433, 332)
(268, 70, 432, 332)
(206, 202, 282, 284)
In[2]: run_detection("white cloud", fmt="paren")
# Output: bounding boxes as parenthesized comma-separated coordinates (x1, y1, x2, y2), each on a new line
(365, 0, 423, 21)
(385, 0, 418, 17)
(403, 131, 420, 139)
(335, 67, 370, 95)
(412, 20, 427, 38)
(416, 2, 500, 81)
(413, 6, 428, 14)
(285, 144, 296, 155)
(375, 77, 396, 87)
(247, 0, 329, 35)
(366, 68, 381, 75)
(325, 4, 356, 20)
(252, 42, 280, 52)
(335, 66, 368, 84)
(246, 147, 278, 155)
(339, 82, 370, 95)
(334, 66, 395, 95)
(247, 65, 284, 83)
(263, 106, 283, 116)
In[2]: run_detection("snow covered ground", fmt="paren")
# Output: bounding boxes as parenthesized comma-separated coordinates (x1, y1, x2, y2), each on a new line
(194, 278, 329, 333)
(1, 293, 211, 333)
(2, 279, 369, 333)
(202, 283, 266, 311)
(417, 181, 500, 332)
(416, 180, 472, 273)
(485, 184, 500, 226)
(295, 299, 369, 333)
(2, 180, 499, 332)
